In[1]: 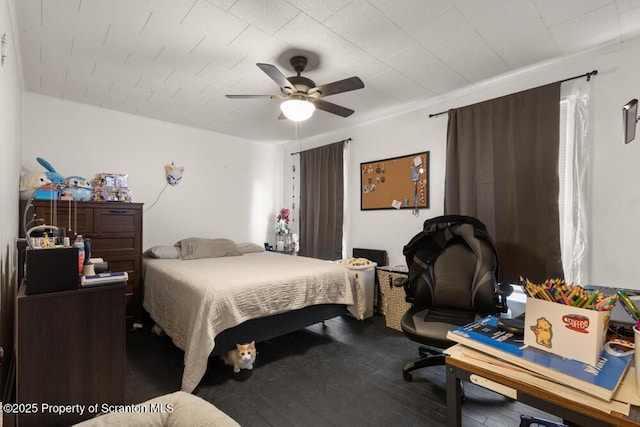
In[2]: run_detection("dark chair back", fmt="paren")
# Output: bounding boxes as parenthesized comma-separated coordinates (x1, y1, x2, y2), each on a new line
(399, 215, 509, 382)
(402, 215, 499, 317)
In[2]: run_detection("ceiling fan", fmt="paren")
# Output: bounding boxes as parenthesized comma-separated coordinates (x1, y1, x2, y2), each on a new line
(226, 55, 365, 121)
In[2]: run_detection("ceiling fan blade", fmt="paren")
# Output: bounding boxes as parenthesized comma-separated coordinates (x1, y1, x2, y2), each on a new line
(256, 63, 296, 94)
(310, 99, 355, 117)
(225, 94, 283, 99)
(309, 76, 364, 98)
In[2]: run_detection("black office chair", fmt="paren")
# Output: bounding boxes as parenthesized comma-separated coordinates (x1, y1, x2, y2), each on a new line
(399, 215, 512, 381)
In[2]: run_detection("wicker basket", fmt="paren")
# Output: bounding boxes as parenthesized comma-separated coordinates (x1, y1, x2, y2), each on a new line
(377, 267, 411, 332)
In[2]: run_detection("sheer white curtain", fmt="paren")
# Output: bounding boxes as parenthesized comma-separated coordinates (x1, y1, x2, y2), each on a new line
(558, 81, 591, 284)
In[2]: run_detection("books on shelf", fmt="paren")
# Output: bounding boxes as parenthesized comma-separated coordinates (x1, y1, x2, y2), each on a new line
(446, 316, 632, 401)
(81, 271, 128, 287)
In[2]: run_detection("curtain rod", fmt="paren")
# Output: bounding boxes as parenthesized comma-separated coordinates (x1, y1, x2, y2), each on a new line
(290, 138, 351, 156)
(428, 69, 599, 118)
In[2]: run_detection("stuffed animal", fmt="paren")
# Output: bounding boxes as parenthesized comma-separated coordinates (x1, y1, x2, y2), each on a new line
(36, 157, 66, 185)
(19, 171, 51, 200)
(65, 176, 93, 201)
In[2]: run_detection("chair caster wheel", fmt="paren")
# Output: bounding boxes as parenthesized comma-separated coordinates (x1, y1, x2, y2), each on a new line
(403, 371, 412, 381)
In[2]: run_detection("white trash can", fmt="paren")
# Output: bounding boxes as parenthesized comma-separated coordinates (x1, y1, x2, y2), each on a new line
(339, 258, 377, 319)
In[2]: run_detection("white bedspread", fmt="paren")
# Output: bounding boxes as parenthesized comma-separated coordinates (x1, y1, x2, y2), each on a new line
(143, 252, 364, 392)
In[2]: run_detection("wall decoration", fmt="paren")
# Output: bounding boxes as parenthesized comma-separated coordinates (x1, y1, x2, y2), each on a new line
(165, 162, 185, 186)
(360, 152, 429, 211)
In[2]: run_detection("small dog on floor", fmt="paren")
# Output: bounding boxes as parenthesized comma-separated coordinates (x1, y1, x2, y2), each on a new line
(221, 341, 256, 373)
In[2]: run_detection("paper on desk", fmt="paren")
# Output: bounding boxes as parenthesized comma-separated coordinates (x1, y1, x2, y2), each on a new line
(446, 344, 631, 416)
(614, 366, 640, 406)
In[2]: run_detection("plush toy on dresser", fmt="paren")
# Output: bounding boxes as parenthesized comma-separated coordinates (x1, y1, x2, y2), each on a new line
(32, 157, 66, 200)
(65, 176, 93, 201)
(26, 157, 94, 201)
(36, 157, 66, 186)
(19, 171, 51, 200)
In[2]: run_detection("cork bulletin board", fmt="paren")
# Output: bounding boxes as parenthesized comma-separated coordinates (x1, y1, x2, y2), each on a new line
(360, 152, 429, 210)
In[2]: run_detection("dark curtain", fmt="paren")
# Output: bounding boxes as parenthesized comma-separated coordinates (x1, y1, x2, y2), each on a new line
(445, 83, 563, 283)
(299, 141, 344, 260)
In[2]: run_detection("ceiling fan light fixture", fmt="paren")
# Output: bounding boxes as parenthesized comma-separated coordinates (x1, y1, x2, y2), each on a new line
(280, 98, 315, 121)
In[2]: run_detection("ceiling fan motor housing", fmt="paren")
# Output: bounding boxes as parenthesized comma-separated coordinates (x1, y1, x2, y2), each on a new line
(284, 76, 316, 95)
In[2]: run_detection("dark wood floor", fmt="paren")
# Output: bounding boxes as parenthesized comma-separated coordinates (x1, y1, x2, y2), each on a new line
(125, 314, 562, 426)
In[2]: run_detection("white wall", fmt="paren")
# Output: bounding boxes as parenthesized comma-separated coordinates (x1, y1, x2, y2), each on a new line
(21, 93, 282, 250)
(0, 0, 23, 387)
(288, 40, 640, 289)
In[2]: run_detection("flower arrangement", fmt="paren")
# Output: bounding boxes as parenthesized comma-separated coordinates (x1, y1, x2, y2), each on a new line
(276, 208, 290, 235)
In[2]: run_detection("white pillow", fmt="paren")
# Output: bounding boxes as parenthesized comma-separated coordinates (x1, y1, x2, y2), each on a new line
(174, 237, 242, 260)
(144, 245, 179, 259)
(236, 242, 265, 254)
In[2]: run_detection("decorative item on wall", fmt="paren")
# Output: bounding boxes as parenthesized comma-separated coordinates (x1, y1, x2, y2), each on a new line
(144, 162, 185, 212)
(165, 162, 185, 186)
(360, 152, 429, 211)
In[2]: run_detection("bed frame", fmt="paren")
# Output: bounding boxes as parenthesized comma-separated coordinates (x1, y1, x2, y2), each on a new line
(209, 303, 349, 356)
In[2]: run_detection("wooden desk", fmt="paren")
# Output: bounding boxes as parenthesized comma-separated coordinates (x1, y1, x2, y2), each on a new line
(446, 355, 640, 427)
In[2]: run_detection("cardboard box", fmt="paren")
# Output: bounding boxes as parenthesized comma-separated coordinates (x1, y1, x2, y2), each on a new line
(524, 297, 610, 366)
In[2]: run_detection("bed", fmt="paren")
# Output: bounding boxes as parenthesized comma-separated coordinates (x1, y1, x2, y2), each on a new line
(142, 239, 365, 393)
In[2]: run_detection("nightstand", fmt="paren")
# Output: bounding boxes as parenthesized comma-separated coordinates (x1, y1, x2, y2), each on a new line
(15, 282, 125, 426)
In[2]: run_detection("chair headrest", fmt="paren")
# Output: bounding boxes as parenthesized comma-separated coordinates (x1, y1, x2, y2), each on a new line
(423, 215, 492, 244)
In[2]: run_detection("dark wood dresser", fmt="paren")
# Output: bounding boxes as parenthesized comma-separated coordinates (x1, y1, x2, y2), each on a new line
(15, 283, 125, 426)
(32, 200, 143, 322)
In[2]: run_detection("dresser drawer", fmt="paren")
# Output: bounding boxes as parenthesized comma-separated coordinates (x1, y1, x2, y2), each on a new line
(34, 204, 94, 234)
(94, 207, 140, 234)
(107, 259, 135, 274)
(92, 237, 136, 252)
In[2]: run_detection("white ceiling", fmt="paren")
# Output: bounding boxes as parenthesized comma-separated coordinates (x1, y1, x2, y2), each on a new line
(14, 0, 640, 143)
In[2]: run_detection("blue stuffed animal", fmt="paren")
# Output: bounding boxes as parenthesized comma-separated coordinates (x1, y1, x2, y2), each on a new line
(65, 176, 93, 201)
(36, 157, 66, 185)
